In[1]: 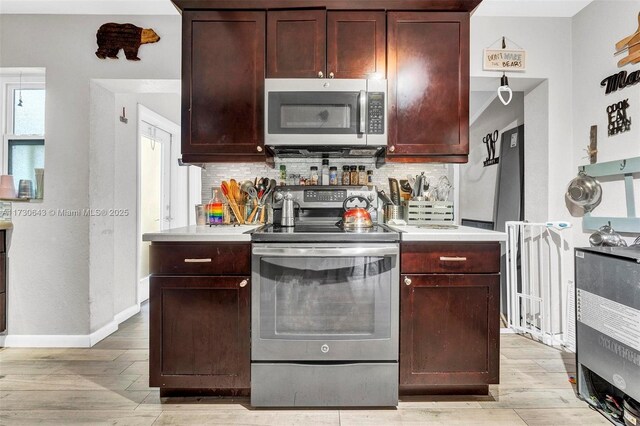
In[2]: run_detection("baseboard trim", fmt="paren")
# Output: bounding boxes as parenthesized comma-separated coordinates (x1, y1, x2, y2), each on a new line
(89, 320, 118, 346)
(1, 333, 91, 348)
(1, 303, 141, 348)
(114, 303, 140, 325)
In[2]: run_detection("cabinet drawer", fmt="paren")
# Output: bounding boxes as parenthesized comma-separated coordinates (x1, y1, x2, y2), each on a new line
(401, 242, 500, 274)
(149, 243, 250, 275)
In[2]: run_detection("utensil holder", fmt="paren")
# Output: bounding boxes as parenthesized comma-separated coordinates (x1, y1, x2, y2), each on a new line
(404, 200, 454, 225)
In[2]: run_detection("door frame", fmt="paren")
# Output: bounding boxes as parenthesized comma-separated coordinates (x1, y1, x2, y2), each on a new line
(136, 105, 181, 304)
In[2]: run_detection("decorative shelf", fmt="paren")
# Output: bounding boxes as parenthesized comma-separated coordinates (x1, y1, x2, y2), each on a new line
(579, 156, 640, 233)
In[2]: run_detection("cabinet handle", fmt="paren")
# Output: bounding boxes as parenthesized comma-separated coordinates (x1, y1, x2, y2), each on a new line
(256, 146, 263, 152)
(239, 279, 248, 288)
(439, 256, 467, 262)
(404, 277, 412, 286)
(318, 71, 324, 78)
(329, 72, 334, 79)
(388, 145, 395, 153)
(184, 258, 212, 263)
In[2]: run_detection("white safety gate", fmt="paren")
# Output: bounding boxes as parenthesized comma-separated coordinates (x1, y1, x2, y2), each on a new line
(505, 221, 575, 351)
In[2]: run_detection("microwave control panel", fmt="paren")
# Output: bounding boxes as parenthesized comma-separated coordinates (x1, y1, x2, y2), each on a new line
(367, 93, 385, 134)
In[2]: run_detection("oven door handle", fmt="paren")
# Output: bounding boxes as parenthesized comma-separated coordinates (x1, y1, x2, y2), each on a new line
(252, 246, 397, 257)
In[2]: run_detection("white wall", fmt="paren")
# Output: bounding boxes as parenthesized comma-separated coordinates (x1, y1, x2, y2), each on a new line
(0, 14, 180, 340)
(572, 0, 640, 245)
(90, 88, 181, 335)
(470, 15, 574, 229)
(461, 92, 524, 222)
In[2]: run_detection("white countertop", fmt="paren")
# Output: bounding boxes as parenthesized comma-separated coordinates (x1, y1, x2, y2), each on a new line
(142, 225, 262, 242)
(388, 224, 507, 242)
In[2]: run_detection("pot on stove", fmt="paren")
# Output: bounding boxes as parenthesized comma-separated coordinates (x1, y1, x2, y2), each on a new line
(342, 195, 373, 229)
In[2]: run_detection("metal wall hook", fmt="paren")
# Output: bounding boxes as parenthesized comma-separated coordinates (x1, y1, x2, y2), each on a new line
(620, 159, 627, 170)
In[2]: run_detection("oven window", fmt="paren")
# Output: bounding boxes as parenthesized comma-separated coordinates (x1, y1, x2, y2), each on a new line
(281, 104, 351, 129)
(259, 256, 392, 339)
(268, 91, 359, 134)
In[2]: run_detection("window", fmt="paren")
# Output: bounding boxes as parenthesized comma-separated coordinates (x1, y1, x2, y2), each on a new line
(1, 72, 45, 200)
(12, 88, 45, 135)
(8, 139, 44, 185)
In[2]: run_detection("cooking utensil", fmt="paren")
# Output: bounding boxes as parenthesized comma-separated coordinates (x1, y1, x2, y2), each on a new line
(341, 195, 373, 229)
(221, 181, 245, 224)
(566, 171, 602, 212)
(388, 178, 400, 206)
(589, 224, 627, 247)
(241, 180, 258, 199)
(384, 204, 404, 223)
(377, 190, 394, 206)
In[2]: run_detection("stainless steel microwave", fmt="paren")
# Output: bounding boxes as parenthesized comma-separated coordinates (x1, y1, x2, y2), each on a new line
(265, 78, 387, 146)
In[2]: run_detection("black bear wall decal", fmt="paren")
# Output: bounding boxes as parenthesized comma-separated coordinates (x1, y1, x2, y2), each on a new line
(95, 23, 160, 61)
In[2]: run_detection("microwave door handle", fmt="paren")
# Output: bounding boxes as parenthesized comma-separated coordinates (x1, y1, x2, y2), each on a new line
(358, 90, 367, 134)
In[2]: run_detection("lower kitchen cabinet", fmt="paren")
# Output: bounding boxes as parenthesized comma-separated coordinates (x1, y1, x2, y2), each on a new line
(150, 275, 250, 391)
(399, 242, 500, 394)
(148, 242, 251, 394)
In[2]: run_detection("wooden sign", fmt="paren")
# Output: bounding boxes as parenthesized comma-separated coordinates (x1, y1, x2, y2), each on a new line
(483, 49, 526, 71)
(607, 99, 631, 137)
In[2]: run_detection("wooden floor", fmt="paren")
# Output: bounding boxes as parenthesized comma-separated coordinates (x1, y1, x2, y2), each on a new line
(0, 303, 606, 425)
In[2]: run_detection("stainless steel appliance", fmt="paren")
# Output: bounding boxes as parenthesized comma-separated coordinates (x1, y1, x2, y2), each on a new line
(251, 186, 400, 407)
(265, 78, 387, 147)
(575, 246, 640, 421)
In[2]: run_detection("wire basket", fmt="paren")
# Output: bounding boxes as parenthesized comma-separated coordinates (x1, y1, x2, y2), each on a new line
(404, 200, 454, 225)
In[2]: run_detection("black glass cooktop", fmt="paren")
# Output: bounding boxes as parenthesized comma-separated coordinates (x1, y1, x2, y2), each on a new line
(251, 223, 399, 242)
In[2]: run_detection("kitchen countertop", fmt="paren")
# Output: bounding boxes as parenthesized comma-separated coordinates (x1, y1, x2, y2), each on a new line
(142, 225, 262, 242)
(387, 224, 507, 242)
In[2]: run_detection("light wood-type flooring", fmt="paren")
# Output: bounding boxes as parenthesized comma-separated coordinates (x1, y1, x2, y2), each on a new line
(0, 303, 607, 425)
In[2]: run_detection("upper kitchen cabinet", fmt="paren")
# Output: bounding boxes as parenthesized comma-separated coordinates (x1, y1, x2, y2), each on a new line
(387, 12, 470, 162)
(327, 11, 386, 79)
(267, 10, 386, 79)
(267, 10, 326, 78)
(182, 11, 266, 162)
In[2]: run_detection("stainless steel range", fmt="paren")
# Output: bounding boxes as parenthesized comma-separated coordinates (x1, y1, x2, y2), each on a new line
(250, 186, 400, 407)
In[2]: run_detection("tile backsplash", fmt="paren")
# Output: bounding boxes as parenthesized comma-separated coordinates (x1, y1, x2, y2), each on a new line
(201, 158, 452, 202)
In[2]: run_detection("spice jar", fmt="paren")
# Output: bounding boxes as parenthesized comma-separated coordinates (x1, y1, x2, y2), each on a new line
(310, 166, 319, 186)
(358, 166, 366, 186)
(329, 166, 338, 185)
(350, 166, 358, 186)
(367, 169, 373, 185)
(342, 165, 351, 185)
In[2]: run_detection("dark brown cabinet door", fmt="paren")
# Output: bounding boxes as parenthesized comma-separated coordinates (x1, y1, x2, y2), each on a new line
(267, 10, 326, 78)
(150, 275, 250, 390)
(327, 11, 386, 79)
(387, 12, 469, 161)
(182, 11, 265, 161)
(400, 274, 499, 386)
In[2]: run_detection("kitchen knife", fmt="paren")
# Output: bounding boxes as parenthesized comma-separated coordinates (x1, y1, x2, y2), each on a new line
(377, 190, 394, 206)
(388, 178, 401, 206)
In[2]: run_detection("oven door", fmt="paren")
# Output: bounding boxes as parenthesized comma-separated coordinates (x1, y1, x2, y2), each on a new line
(265, 79, 367, 146)
(252, 243, 399, 361)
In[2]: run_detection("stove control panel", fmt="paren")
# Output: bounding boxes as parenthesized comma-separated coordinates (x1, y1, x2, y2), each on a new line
(304, 189, 347, 203)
